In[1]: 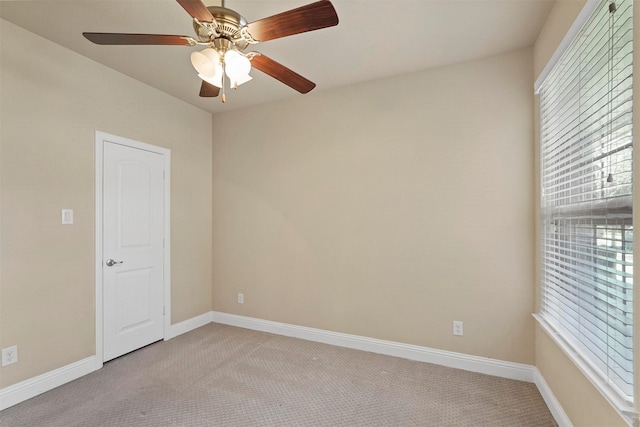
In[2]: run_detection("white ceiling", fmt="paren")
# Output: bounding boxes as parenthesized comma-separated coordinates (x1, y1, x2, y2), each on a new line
(0, 0, 555, 114)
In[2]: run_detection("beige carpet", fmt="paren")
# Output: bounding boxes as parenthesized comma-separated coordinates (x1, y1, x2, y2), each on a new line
(1, 323, 557, 426)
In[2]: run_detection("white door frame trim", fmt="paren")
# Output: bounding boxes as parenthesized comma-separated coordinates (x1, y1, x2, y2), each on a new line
(94, 130, 171, 369)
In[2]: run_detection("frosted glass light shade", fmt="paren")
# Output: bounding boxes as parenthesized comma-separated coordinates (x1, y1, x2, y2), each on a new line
(191, 48, 220, 78)
(230, 74, 252, 89)
(198, 72, 223, 89)
(224, 50, 251, 80)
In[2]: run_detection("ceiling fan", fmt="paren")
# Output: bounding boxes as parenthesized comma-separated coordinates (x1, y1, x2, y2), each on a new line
(83, 0, 339, 102)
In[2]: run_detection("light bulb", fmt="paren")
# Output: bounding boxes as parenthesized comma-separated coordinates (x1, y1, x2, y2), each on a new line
(224, 50, 251, 80)
(191, 48, 220, 78)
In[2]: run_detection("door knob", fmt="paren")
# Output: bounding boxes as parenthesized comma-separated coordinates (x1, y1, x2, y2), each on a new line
(105, 259, 124, 267)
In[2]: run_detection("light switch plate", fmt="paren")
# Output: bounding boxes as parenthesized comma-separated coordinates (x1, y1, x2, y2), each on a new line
(61, 209, 74, 225)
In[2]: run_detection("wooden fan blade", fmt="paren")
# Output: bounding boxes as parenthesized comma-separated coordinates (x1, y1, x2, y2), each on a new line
(83, 33, 194, 45)
(246, 0, 338, 43)
(176, 0, 215, 22)
(199, 81, 220, 97)
(251, 54, 316, 94)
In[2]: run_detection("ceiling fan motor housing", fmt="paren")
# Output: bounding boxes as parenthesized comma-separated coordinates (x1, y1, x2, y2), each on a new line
(194, 6, 249, 51)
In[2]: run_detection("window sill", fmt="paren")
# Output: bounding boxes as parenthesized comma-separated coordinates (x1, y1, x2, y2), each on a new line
(534, 314, 637, 426)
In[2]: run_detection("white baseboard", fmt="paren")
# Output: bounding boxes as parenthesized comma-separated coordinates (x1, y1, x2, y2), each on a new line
(211, 311, 535, 383)
(0, 311, 213, 411)
(168, 311, 213, 339)
(534, 368, 573, 427)
(0, 356, 97, 411)
(210, 311, 578, 426)
(0, 311, 569, 427)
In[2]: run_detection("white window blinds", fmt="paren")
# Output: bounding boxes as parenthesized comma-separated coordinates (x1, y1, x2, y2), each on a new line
(539, 0, 634, 401)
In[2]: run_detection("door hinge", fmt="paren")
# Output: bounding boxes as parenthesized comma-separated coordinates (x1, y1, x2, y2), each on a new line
(163, 237, 165, 247)
(163, 305, 166, 316)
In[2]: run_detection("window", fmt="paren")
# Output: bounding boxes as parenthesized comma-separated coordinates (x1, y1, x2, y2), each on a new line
(538, 0, 634, 411)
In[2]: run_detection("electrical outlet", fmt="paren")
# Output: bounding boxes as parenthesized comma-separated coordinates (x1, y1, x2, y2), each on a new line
(2, 345, 18, 367)
(453, 321, 464, 336)
(237, 293, 244, 304)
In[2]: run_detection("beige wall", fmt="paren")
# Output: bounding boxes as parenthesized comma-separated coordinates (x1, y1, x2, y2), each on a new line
(212, 48, 536, 364)
(533, 0, 587, 80)
(533, 1, 634, 426)
(0, 19, 213, 387)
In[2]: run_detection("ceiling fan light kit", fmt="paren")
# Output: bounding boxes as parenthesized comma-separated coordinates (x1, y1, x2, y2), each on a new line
(82, 0, 339, 103)
(191, 48, 220, 78)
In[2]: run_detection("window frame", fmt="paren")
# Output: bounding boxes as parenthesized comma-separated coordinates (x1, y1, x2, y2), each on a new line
(535, 0, 635, 423)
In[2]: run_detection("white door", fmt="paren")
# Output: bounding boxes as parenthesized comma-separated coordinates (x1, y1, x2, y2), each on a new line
(102, 140, 165, 361)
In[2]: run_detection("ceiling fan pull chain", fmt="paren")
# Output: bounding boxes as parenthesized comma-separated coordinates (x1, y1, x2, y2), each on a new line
(221, 73, 226, 103)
